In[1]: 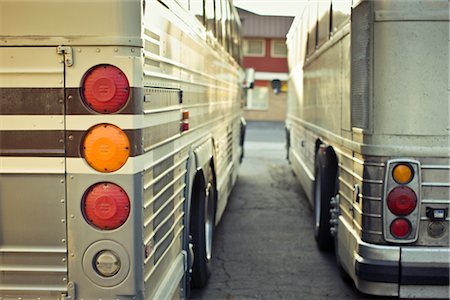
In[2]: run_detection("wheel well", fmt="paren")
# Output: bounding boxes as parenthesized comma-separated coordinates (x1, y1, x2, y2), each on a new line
(209, 160, 218, 212)
(190, 161, 218, 218)
(209, 159, 217, 188)
(315, 142, 339, 194)
(285, 127, 291, 147)
(191, 170, 206, 210)
(314, 139, 322, 165)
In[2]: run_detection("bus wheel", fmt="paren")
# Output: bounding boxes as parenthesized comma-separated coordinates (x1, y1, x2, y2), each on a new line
(313, 149, 335, 250)
(190, 167, 215, 288)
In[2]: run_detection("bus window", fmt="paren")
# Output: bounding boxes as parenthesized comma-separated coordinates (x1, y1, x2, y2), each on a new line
(190, 0, 204, 25)
(307, 1, 318, 56)
(237, 24, 243, 65)
(331, 0, 351, 32)
(317, 0, 331, 46)
(215, 0, 223, 45)
(205, 0, 216, 36)
(223, 0, 232, 54)
(231, 6, 239, 61)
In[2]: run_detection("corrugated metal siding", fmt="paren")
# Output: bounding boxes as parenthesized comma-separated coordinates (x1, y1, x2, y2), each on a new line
(237, 8, 293, 38)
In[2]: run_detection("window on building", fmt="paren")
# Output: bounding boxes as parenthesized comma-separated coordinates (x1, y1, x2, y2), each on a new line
(246, 87, 269, 110)
(271, 39, 287, 57)
(243, 39, 265, 57)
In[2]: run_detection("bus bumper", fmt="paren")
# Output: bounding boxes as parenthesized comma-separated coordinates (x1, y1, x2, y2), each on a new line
(353, 239, 450, 298)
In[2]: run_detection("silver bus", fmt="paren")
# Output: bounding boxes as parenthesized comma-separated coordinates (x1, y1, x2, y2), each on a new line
(286, 0, 449, 298)
(0, 0, 245, 298)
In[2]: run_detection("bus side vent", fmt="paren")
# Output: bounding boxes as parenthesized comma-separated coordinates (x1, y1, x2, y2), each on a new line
(350, 1, 372, 130)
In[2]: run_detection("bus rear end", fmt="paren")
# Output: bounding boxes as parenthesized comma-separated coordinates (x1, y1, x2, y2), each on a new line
(0, 1, 150, 298)
(336, 0, 450, 298)
(286, 0, 449, 298)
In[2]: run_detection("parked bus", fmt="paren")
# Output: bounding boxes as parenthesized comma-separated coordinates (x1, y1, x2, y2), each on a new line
(286, 0, 449, 298)
(0, 0, 246, 298)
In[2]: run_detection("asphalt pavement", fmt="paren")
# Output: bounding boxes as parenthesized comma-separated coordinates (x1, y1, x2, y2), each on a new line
(190, 121, 370, 300)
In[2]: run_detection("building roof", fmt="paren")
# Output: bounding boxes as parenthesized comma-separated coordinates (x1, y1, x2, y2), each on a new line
(236, 7, 294, 39)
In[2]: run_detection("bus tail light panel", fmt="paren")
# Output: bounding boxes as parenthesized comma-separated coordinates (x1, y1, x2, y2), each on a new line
(383, 160, 421, 243)
(80, 182, 132, 287)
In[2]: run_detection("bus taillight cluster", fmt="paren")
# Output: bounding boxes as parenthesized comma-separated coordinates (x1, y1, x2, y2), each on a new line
(80, 64, 132, 280)
(384, 161, 421, 243)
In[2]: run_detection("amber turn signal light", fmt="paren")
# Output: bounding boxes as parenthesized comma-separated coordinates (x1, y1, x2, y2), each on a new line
(83, 124, 130, 172)
(392, 163, 413, 184)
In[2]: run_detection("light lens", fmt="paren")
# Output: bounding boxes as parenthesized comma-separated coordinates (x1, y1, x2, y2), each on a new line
(390, 218, 412, 238)
(94, 250, 121, 277)
(81, 65, 130, 113)
(83, 124, 130, 173)
(82, 182, 130, 230)
(392, 163, 413, 184)
(387, 186, 417, 216)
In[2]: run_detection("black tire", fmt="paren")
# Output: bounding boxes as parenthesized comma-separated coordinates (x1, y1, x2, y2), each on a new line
(190, 166, 216, 288)
(313, 146, 336, 250)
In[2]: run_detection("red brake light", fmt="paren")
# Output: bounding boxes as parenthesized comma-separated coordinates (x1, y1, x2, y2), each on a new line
(81, 65, 130, 113)
(387, 186, 417, 216)
(390, 218, 411, 238)
(83, 182, 130, 230)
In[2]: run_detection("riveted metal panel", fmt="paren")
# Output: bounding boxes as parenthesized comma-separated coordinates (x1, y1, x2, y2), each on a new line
(0, 0, 142, 47)
(0, 175, 67, 298)
(0, 45, 67, 298)
(66, 173, 144, 298)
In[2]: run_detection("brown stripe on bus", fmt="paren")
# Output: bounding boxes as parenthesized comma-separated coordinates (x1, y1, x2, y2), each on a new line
(0, 88, 64, 115)
(0, 129, 143, 158)
(0, 120, 184, 158)
(0, 87, 143, 115)
(66, 87, 143, 115)
(0, 130, 65, 157)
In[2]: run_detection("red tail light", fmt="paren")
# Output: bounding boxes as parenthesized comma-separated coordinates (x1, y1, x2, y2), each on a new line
(81, 65, 130, 113)
(82, 182, 130, 230)
(387, 186, 417, 216)
(390, 218, 412, 238)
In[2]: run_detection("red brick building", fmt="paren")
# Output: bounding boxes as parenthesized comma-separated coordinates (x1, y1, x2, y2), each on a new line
(237, 8, 294, 121)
